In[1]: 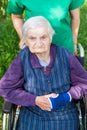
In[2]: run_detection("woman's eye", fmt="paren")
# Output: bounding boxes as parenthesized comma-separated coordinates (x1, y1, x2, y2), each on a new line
(29, 37, 36, 40)
(41, 36, 47, 40)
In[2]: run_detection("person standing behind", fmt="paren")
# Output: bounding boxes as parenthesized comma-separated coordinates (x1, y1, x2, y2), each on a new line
(6, 0, 85, 53)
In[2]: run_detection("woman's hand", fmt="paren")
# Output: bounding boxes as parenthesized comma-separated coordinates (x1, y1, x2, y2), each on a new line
(45, 93, 58, 98)
(35, 95, 52, 111)
(35, 93, 57, 111)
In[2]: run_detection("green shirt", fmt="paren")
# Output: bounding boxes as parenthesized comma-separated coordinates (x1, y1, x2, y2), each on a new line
(7, 0, 85, 53)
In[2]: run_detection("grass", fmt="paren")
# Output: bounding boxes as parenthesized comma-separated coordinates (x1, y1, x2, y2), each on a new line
(0, 16, 19, 79)
(0, 1, 87, 129)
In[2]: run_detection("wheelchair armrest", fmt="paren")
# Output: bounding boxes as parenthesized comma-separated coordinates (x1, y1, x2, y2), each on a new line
(76, 43, 85, 66)
(83, 94, 87, 113)
(77, 43, 84, 57)
(2, 101, 16, 114)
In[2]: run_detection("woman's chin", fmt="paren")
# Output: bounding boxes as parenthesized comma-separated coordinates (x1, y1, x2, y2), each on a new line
(31, 49, 47, 54)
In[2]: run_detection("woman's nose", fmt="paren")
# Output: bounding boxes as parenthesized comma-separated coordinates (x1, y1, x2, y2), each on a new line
(36, 39, 42, 45)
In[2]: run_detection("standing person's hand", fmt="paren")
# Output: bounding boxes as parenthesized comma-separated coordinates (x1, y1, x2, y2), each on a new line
(74, 44, 77, 55)
(19, 38, 25, 49)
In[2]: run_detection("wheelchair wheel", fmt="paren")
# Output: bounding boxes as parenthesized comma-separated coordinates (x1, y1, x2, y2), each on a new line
(3, 104, 16, 130)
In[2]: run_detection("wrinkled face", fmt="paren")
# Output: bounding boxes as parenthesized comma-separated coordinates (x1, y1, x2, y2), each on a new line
(26, 27, 52, 54)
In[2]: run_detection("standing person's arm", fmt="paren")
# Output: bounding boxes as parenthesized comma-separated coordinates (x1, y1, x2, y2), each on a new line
(6, 0, 25, 49)
(11, 14, 24, 49)
(70, 8, 80, 54)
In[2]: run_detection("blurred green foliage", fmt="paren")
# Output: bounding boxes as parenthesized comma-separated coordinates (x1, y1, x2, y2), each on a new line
(0, 16, 19, 78)
(0, 0, 8, 17)
(0, 0, 19, 79)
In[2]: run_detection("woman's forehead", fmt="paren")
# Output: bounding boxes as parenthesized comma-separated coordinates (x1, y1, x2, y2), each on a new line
(27, 27, 49, 36)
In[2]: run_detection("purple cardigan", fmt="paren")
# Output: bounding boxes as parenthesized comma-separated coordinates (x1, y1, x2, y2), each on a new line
(0, 45, 87, 106)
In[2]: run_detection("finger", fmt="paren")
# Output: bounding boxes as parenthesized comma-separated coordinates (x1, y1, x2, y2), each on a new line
(41, 105, 51, 111)
(45, 93, 55, 98)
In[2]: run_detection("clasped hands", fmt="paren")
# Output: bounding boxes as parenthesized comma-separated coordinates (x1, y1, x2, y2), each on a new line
(35, 92, 71, 111)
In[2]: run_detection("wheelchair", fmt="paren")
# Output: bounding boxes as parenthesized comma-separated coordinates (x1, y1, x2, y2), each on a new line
(2, 43, 87, 130)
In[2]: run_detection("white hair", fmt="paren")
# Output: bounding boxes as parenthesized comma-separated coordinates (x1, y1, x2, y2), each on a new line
(22, 16, 55, 42)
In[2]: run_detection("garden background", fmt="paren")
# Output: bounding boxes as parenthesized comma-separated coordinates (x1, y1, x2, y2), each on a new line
(0, 0, 87, 129)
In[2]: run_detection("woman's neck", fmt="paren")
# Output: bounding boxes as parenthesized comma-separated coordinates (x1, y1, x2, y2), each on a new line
(35, 51, 50, 64)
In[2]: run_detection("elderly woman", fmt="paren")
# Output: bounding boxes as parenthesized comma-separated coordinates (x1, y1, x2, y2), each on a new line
(0, 16, 87, 130)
